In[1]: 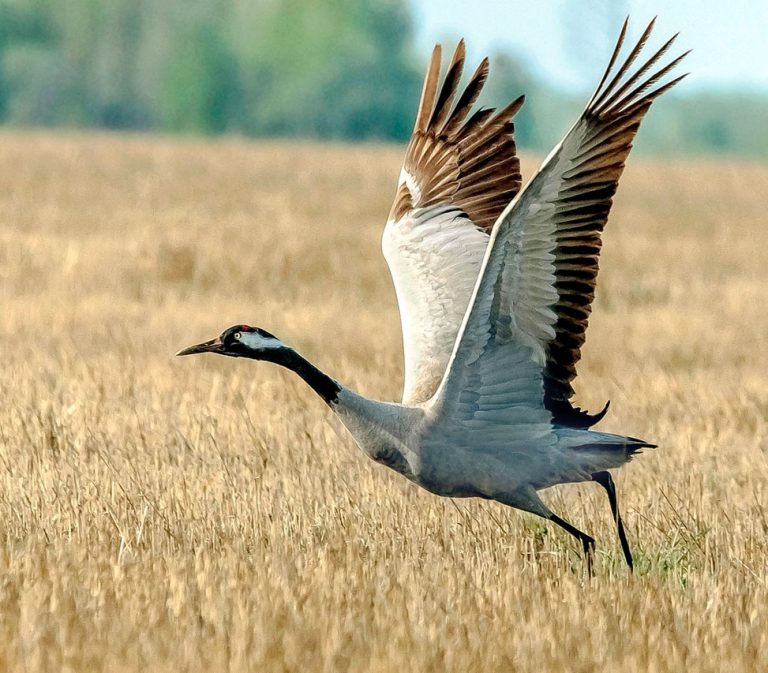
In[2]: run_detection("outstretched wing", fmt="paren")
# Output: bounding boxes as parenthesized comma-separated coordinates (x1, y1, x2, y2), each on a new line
(383, 41, 525, 404)
(432, 19, 688, 432)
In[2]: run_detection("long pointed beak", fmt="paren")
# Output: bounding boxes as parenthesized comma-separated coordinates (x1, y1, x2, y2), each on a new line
(176, 336, 224, 357)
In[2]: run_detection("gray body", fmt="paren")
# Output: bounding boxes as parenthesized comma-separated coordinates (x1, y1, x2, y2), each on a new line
(333, 387, 644, 520)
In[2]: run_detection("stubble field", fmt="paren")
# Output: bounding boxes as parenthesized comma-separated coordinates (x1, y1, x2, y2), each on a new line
(1, 131, 766, 672)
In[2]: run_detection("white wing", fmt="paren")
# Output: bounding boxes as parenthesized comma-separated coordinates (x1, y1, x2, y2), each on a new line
(431, 20, 688, 437)
(383, 41, 525, 404)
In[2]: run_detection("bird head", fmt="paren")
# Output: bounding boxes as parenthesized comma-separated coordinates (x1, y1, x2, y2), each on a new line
(176, 324, 283, 360)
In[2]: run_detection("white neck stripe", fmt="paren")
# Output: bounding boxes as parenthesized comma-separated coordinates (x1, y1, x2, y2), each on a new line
(240, 332, 283, 350)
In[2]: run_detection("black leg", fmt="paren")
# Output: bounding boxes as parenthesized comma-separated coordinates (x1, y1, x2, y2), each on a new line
(592, 470, 634, 571)
(549, 512, 595, 576)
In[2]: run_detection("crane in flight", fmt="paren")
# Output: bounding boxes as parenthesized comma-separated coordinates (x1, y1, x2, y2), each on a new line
(178, 19, 687, 572)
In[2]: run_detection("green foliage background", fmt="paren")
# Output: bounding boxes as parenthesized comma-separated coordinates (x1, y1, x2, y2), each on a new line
(0, 0, 765, 156)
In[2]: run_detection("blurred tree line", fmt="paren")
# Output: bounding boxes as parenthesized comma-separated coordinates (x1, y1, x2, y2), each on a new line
(0, 0, 421, 139)
(0, 0, 766, 157)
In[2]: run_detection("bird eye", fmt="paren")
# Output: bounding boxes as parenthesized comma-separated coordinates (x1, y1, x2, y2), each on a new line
(234, 332, 242, 340)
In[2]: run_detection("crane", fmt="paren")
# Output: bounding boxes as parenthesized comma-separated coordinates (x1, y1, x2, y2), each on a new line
(178, 19, 687, 572)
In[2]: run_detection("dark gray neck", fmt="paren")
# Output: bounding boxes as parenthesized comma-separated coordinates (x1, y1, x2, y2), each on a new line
(263, 347, 341, 405)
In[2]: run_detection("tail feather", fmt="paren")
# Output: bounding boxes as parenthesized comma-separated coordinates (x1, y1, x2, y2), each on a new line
(566, 429, 654, 464)
(571, 430, 657, 460)
(550, 429, 655, 485)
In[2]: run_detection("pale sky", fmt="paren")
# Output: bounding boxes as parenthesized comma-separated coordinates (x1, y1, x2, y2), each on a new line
(410, 0, 768, 94)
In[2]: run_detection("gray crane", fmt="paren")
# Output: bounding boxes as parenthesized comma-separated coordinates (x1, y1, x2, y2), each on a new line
(178, 19, 687, 572)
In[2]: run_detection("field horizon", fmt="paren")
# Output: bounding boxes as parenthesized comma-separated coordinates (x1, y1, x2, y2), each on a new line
(1, 130, 766, 672)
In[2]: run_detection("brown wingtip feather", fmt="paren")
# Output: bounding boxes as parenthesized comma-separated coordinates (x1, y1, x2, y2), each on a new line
(415, 44, 442, 134)
(441, 57, 490, 138)
(587, 19, 689, 119)
(391, 42, 525, 231)
(588, 18, 629, 108)
(590, 18, 659, 112)
(429, 42, 467, 130)
(502, 94, 526, 118)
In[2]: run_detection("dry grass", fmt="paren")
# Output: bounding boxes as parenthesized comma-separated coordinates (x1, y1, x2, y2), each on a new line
(1, 130, 767, 672)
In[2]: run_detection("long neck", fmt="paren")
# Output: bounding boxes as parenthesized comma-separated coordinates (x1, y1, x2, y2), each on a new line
(260, 345, 419, 475)
(264, 347, 342, 405)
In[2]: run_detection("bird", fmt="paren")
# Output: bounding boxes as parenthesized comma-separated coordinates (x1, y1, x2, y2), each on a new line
(177, 18, 688, 572)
